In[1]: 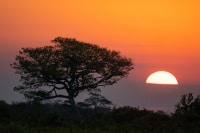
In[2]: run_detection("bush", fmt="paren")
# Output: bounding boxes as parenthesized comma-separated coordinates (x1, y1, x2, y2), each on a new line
(0, 100, 10, 122)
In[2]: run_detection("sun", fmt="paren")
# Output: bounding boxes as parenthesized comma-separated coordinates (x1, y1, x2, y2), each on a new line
(146, 71, 178, 85)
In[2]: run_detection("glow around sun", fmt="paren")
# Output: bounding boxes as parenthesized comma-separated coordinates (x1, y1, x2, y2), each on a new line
(146, 71, 178, 85)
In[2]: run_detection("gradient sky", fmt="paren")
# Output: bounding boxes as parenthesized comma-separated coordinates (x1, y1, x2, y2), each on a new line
(1, 0, 200, 112)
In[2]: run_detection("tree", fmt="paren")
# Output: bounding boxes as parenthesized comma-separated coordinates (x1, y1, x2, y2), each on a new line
(175, 93, 200, 116)
(11, 37, 133, 117)
(78, 89, 113, 114)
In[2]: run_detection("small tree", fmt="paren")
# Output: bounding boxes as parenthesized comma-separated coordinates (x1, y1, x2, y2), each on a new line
(78, 90, 113, 114)
(175, 93, 200, 116)
(11, 37, 133, 117)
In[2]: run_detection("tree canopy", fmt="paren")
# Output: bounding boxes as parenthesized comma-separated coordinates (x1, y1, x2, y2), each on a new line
(175, 93, 200, 116)
(11, 37, 133, 116)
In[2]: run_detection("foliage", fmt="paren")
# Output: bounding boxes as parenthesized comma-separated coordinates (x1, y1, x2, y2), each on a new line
(83, 91, 113, 109)
(175, 93, 200, 117)
(0, 100, 10, 122)
(11, 37, 133, 116)
(77, 90, 113, 119)
(1, 96, 200, 133)
(173, 93, 200, 131)
(78, 89, 113, 113)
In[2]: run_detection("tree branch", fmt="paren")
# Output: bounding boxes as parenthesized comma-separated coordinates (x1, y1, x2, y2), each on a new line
(45, 94, 69, 99)
(37, 94, 70, 101)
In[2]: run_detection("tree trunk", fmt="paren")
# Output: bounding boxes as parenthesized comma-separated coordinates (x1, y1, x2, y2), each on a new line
(69, 96, 81, 118)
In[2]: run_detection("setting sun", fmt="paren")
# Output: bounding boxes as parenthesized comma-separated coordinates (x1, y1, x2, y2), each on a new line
(146, 71, 178, 85)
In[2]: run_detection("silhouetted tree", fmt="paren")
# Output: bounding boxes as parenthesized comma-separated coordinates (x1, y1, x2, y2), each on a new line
(78, 90, 113, 114)
(175, 93, 200, 116)
(11, 37, 133, 117)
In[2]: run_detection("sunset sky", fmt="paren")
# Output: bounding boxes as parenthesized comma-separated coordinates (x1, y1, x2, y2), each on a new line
(1, 0, 200, 112)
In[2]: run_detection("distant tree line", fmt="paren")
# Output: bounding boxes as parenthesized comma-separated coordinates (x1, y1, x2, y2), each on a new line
(1, 93, 200, 133)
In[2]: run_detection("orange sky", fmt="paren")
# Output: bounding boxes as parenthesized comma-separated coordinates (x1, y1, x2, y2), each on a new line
(1, 0, 200, 85)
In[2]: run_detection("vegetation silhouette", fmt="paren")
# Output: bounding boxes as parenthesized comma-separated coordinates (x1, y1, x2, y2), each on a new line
(11, 37, 133, 117)
(1, 93, 200, 133)
(78, 89, 113, 118)
(175, 93, 200, 116)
